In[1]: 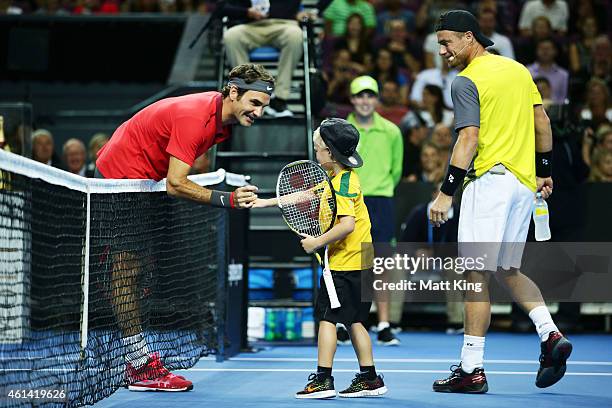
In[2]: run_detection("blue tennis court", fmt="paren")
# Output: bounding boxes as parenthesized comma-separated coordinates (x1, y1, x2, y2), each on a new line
(94, 332, 612, 408)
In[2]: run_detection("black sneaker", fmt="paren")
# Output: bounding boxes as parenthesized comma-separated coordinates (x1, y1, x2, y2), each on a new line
(337, 326, 351, 345)
(433, 364, 488, 393)
(536, 331, 572, 388)
(295, 373, 336, 399)
(265, 98, 294, 118)
(339, 373, 388, 398)
(377, 327, 400, 346)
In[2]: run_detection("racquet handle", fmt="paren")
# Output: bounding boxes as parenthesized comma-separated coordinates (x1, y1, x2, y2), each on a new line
(322, 247, 341, 309)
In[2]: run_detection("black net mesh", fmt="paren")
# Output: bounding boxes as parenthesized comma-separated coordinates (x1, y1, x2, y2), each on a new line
(0, 158, 225, 407)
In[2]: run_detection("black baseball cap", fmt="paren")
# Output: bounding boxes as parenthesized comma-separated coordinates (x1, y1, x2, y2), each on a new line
(318, 118, 363, 168)
(435, 10, 494, 48)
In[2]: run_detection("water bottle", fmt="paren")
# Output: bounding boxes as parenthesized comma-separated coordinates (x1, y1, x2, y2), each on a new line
(285, 309, 296, 341)
(264, 308, 276, 341)
(533, 192, 551, 241)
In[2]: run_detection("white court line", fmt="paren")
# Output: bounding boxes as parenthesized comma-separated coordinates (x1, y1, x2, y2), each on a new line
(181, 368, 612, 376)
(2, 367, 611, 376)
(215, 357, 612, 366)
(3, 357, 612, 366)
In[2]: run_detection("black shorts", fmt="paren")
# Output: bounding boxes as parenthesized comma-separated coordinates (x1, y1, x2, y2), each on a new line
(314, 269, 373, 327)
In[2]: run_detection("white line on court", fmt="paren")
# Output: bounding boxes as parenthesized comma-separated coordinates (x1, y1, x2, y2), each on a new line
(181, 368, 612, 376)
(211, 357, 612, 366)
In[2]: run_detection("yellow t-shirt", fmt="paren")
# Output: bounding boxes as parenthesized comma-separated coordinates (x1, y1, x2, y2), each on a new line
(326, 169, 373, 271)
(453, 54, 542, 192)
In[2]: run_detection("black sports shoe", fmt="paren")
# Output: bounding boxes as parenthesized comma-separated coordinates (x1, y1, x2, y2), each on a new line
(265, 98, 294, 118)
(337, 326, 351, 345)
(377, 327, 400, 346)
(536, 331, 572, 388)
(339, 373, 387, 397)
(295, 373, 336, 399)
(433, 364, 488, 393)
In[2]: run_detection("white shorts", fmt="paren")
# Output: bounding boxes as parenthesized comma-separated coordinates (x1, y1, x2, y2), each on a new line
(458, 167, 535, 271)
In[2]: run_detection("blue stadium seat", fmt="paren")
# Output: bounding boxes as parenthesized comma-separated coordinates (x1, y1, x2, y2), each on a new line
(249, 46, 280, 61)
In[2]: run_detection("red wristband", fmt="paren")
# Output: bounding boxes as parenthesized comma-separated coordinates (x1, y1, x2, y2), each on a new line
(229, 191, 236, 208)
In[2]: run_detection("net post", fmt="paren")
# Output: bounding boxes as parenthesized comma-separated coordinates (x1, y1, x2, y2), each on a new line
(80, 188, 91, 351)
(216, 209, 228, 362)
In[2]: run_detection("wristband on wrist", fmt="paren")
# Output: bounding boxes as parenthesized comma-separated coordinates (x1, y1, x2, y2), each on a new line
(536, 151, 552, 178)
(210, 190, 233, 208)
(440, 165, 467, 196)
(229, 191, 236, 208)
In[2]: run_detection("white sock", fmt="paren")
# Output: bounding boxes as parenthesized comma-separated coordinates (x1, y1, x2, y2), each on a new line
(528, 305, 559, 342)
(460, 335, 485, 373)
(377, 321, 390, 332)
(123, 334, 150, 369)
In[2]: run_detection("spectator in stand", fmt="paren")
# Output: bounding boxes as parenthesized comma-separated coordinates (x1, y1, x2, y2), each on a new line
(370, 48, 410, 106)
(473, 0, 519, 36)
(420, 84, 453, 128)
(515, 15, 554, 65)
(223, 1, 331, 118)
(431, 123, 453, 165)
(598, 127, 612, 152)
(568, 16, 599, 78)
(416, 141, 444, 183)
(376, 0, 416, 36)
(400, 110, 428, 180)
(534, 76, 554, 109)
(416, 0, 467, 33)
(590, 36, 611, 86)
(85, 132, 109, 178)
(332, 13, 374, 74)
(518, 0, 568, 37)
(410, 59, 457, 109)
(323, 0, 376, 37)
(32, 129, 64, 169)
(324, 48, 359, 109)
(478, 8, 514, 59)
(374, 19, 422, 80)
(588, 148, 612, 182)
(528, 39, 569, 104)
(376, 79, 409, 125)
(567, 0, 607, 38)
(63, 138, 87, 176)
(580, 78, 612, 129)
(582, 125, 612, 168)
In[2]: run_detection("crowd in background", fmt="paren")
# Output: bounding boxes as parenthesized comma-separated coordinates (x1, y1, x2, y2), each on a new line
(318, 0, 610, 185)
(5, 0, 611, 184)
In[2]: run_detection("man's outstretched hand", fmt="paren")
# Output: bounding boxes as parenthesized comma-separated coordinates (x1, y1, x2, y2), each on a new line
(234, 185, 258, 209)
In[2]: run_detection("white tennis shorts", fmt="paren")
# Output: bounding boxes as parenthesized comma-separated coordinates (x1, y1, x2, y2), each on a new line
(458, 167, 535, 271)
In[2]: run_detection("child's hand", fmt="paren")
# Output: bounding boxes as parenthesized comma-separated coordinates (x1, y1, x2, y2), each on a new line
(299, 233, 320, 254)
(251, 198, 273, 208)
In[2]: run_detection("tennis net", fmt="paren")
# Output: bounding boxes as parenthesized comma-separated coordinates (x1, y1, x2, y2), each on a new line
(0, 149, 236, 407)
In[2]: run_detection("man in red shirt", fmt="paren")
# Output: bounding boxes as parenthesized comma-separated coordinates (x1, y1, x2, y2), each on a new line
(96, 64, 274, 392)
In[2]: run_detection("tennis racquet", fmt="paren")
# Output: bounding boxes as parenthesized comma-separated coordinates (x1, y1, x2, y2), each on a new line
(276, 160, 340, 308)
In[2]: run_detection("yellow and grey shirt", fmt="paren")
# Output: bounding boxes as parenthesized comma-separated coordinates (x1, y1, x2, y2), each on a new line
(452, 54, 542, 192)
(327, 169, 372, 271)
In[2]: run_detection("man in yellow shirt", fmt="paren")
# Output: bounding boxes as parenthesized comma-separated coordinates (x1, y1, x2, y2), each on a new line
(428, 10, 571, 393)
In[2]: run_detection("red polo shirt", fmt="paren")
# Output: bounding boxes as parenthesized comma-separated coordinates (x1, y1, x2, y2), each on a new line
(97, 92, 231, 180)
